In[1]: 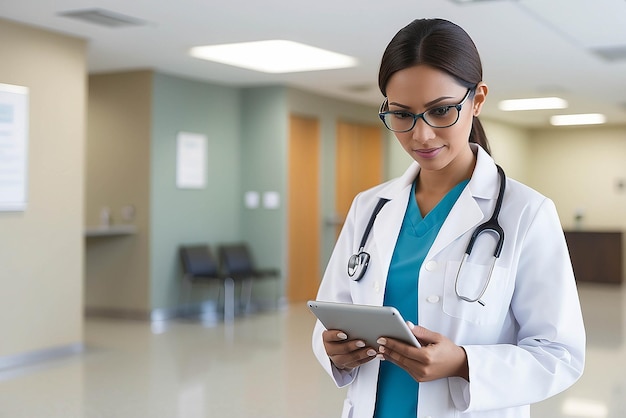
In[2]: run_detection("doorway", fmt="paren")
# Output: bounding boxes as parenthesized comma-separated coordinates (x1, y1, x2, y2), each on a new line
(287, 114, 321, 303)
(334, 121, 384, 236)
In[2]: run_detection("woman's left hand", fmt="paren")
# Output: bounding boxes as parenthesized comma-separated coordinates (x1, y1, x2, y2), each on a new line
(377, 323, 469, 382)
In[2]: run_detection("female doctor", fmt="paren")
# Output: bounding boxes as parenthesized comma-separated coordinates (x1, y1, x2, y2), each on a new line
(312, 18, 585, 418)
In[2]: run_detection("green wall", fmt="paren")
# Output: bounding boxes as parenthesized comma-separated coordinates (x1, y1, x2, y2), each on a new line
(150, 73, 242, 310)
(239, 86, 289, 304)
(103, 73, 388, 313)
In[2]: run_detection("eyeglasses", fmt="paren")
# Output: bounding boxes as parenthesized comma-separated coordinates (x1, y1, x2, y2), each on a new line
(379, 88, 473, 132)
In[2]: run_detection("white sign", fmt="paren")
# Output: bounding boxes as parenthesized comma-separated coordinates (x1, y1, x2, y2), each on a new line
(176, 132, 207, 189)
(0, 83, 29, 211)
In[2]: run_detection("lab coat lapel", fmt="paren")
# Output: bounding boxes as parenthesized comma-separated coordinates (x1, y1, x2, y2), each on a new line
(371, 163, 417, 277)
(427, 145, 500, 259)
(427, 188, 484, 258)
(372, 187, 411, 273)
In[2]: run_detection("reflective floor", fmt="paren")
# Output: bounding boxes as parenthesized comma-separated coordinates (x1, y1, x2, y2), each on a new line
(0, 282, 623, 418)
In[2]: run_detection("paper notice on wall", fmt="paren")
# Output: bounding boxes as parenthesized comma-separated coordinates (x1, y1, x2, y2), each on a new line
(0, 83, 29, 212)
(176, 132, 207, 189)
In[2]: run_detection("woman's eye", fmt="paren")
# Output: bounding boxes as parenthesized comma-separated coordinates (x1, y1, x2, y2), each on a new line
(428, 106, 452, 118)
(392, 111, 413, 120)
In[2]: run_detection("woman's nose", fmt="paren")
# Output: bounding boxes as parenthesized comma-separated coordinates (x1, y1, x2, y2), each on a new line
(411, 118, 436, 143)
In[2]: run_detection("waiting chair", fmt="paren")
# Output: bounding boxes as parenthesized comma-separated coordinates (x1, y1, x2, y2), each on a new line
(217, 243, 280, 313)
(179, 245, 236, 321)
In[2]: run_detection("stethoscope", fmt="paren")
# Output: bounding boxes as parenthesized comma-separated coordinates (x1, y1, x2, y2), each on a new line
(347, 165, 506, 306)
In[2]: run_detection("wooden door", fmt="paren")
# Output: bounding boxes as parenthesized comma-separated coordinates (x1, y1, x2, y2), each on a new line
(287, 115, 321, 303)
(335, 122, 384, 236)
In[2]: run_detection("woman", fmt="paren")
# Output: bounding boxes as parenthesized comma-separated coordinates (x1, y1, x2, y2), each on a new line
(312, 18, 585, 418)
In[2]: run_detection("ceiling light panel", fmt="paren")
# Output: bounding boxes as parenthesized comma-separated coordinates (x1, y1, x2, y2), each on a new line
(550, 113, 606, 126)
(498, 97, 568, 111)
(189, 40, 358, 74)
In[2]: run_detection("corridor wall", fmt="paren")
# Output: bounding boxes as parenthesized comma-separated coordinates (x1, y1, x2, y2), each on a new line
(0, 19, 86, 360)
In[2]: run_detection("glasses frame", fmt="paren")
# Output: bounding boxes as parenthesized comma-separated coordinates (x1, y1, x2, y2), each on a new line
(378, 88, 473, 132)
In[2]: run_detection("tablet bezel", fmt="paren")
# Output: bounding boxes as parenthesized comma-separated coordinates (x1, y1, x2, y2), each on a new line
(308, 300, 420, 348)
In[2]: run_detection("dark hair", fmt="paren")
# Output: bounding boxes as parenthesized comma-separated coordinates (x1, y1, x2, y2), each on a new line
(378, 18, 491, 155)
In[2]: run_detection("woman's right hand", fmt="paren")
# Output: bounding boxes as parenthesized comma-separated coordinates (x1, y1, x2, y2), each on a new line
(322, 329, 380, 371)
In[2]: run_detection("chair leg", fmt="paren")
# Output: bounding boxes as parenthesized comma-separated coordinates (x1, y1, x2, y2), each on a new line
(178, 275, 193, 316)
(240, 278, 252, 313)
(223, 277, 235, 322)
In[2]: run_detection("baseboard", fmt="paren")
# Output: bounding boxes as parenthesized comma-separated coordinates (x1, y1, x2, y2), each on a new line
(0, 343, 84, 373)
(85, 298, 282, 323)
(85, 302, 219, 322)
(85, 307, 153, 320)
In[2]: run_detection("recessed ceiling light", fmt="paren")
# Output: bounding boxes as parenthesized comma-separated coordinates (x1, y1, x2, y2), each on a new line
(189, 40, 358, 74)
(562, 398, 608, 418)
(498, 97, 568, 111)
(550, 113, 606, 126)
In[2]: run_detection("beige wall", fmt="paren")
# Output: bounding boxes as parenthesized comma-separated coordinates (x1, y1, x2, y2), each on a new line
(527, 126, 626, 231)
(85, 71, 152, 315)
(0, 19, 86, 357)
(483, 119, 531, 183)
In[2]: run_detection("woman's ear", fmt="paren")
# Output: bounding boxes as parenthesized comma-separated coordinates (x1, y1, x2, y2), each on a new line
(472, 82, 488, 117)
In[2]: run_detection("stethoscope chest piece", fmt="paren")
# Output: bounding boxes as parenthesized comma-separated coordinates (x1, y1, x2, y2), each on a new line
(347, 198, 389, 282)
(348, 251, 370, 281)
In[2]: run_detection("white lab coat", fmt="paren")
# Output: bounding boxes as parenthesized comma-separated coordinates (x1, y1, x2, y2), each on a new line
(312, 144, 585, 418)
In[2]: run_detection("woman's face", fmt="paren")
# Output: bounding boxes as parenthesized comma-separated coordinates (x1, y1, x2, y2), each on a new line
(384, 65, 487, 174)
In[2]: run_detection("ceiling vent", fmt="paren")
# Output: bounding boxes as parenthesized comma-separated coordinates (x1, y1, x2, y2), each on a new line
(590, 45, 626, 62)
(58, 8, 146, 28)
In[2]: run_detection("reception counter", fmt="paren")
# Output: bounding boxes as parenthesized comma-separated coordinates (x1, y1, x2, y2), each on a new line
(564, 230, 623, 284)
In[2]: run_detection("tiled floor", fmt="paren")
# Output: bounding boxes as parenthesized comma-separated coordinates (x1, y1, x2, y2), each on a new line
(0, 281, 623, 418)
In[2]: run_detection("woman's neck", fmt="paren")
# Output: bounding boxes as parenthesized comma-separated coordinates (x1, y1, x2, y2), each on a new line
(414, 148, 475, 216)
(417, 148, 475, 195)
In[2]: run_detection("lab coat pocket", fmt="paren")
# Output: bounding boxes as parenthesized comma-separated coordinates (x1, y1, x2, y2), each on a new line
(442, 260, 509, 325)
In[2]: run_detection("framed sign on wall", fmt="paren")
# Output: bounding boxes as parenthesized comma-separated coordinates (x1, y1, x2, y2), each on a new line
(0, 83, 29, 212)
(176, 131, 207, 189)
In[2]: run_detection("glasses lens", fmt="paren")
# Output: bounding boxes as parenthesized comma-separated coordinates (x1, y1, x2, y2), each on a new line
(423, 106, 460, 128)
(381, 112, 415, 132)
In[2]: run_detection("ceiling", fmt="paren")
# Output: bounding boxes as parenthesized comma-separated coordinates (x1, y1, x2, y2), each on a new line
(2, 0, 626, 127)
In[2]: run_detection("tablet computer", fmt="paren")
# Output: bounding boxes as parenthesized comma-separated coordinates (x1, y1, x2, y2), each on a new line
(307, 300, 420, 348)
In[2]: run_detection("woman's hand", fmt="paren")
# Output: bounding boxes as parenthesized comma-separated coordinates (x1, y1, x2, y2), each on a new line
(377, 323, 469, 382)
(322, 329, 380, 371)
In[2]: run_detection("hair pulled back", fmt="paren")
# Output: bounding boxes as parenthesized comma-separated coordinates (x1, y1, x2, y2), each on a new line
(378, 18, 491, 154)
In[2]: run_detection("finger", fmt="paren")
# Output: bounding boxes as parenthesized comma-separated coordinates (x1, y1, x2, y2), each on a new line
(331, 347, 379, 370)
(323, 330, 373, 358)
(377, 337, 419, 359)
(411, 325, 441, 346)
(322, 329, 349, 342)
(377, 344, 420, 373)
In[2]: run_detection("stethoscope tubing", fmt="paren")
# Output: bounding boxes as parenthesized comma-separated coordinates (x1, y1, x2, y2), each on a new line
(348, 165, 506, 306)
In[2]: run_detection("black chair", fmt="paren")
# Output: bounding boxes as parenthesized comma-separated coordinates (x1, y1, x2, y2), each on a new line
(179, 245, 236, 321)
(218, 243, 280, 313)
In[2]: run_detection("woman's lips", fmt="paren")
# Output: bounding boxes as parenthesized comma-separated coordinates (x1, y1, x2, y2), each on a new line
(415, 146, 443, 159)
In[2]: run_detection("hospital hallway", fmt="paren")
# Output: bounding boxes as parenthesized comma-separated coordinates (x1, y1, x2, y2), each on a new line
(0, 282, 623, 418)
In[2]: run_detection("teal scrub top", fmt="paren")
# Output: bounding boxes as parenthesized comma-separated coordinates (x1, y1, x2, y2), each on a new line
(373, 178, 469, 418)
